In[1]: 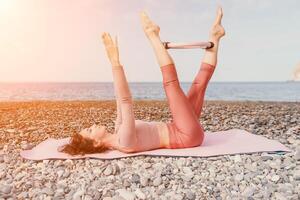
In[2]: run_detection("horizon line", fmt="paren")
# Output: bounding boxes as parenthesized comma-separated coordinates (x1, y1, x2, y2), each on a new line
(0, 80, 299, 84)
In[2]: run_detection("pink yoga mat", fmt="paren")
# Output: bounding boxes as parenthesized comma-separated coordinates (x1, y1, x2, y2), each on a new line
(20, 129, 291, 160)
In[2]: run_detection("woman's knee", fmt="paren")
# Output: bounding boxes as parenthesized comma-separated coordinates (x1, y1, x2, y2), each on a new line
(183, 126, 204, 147)
(163, 79, 179, 88)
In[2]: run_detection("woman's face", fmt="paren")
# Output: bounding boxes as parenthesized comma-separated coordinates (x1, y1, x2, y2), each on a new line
(79, 124, 107, 142)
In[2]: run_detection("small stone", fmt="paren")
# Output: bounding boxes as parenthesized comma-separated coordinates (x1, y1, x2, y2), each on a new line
(1, 185, 12, 194)
(270, 161, 280, 169)
(103, 197, 113, 200)
(17, 191, 29, 199)
(287, 137, 296, 144)
(261, 155, 273, 161)
(6, 129, 15, 133)
(277, 183, 293, 194)
(235, 174, 244, 182)
(293, 170, 300, 180)
(134, 188, 146, 200)
(183, 174, 194, 181)
(153, 177, 162, 186)
(200, 187, 207, 194)
(57, 180, 67, 189)
(186, 191, 196, 200)
(131, 173, 140, 184)
(234, 155, 242, 163)
(42, 188, 54, 196)
(161, 164, 173, 176)
(21, 142, 34, 150)
(140, 177, 149, 186)
(73, 190, 84, 200)
(142, 163, 151, 169)
(294, 148, 300, 160)
(82, 194, 92, 200)
(54, 188, 65, 197)
(242, 186, 255, 197)
(57, 170, 64, 178)
(271, 175, 280, 182)
(173, 194, 184, 200)
(182, 167, 193, 174)
(44, 196, 52, 200)
(63, 170, 70, 178)
(43, 160, 50, 164)
(111, 196, 126, 200)
(104, 166, 113, 176)
(274, 192, 287, 200)
(123, 179, 131, 187)
(116, 189, 135, 200)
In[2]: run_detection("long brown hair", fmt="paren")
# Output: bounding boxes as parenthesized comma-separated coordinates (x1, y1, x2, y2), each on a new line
(58, 132, 111, 156)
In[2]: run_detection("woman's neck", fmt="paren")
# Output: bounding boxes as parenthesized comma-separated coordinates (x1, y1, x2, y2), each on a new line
(99, 133, 118, 149)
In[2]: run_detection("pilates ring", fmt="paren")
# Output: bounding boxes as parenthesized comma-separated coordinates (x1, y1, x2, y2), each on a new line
(163, 41, 214, 49)
(163, 42, 170, 49)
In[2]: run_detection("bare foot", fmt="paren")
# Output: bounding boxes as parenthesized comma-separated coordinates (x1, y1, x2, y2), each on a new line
(140, 11, 160, 39)
(209, 6, 225, 41)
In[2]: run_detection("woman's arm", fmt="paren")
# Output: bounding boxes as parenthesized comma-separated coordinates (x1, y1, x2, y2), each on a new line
(101, 33, 123, 133)
(101, 33, 137, 149)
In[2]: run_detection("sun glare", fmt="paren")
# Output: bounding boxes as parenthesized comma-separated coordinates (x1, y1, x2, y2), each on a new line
(0, 0, 15, 14)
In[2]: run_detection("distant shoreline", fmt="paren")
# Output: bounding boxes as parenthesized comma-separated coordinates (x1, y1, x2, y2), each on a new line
(0, 82, 299, 102)
(0, 99, 299, 104)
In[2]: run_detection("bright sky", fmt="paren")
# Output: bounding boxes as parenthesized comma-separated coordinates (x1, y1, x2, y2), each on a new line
(0, 0, 299, 82)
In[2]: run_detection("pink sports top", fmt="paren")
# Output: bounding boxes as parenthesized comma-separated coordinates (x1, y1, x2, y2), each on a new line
(129, 120, 169, 152)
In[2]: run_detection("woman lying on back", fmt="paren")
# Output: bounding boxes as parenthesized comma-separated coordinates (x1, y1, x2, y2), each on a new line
(59, 7, 225, 155)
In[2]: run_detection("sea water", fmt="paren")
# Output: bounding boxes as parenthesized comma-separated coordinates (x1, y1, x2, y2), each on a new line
(0, 82, 299, 102)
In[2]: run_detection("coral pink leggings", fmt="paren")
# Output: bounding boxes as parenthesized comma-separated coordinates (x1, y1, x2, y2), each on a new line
(112, 62, 215, 149)
(161, 62, 215, 148)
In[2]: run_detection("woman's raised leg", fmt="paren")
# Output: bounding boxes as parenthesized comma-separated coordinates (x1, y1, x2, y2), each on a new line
(187, 7, 225, 118)
(102, 33, 137, 149)
(140, 12, 204, 146)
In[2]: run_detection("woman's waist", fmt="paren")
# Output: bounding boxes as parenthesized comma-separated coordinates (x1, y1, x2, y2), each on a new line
(153, 121, 170, 148)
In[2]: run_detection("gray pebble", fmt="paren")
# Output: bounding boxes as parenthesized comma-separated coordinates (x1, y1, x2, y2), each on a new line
(153, 177, 162, 186)
(140, 177, 149, 186)
(182, 167, 193, 174)
(261, 155, 273, 161)
(294, 148, 300, 160)
(186, 191, 196, 200)
(242, 186, 255, 197)
(134, 188, 146, 199)
(234, 155, 242, 163)
(274, 192, 287, 200)
(103, 197, 113, 200)
(123, 179, 131, 187)
(1, 185, 12, 194)
(235, 173, 244, 182)
(271, 175, 280, 183)
(57, 169, 64, 178)
(116, 189, 135, 200)
(131, 173, 140, 184)
(104, 165, 113, 176)
(42, 188, 54, 196)
(142, 163, 151, 169)
(293, 170, 300, 180)
(72, 190, 84, 200)
(17, 191, 29, 199)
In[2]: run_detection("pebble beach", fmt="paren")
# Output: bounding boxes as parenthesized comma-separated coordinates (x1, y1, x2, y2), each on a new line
(0, 100, 299, 200)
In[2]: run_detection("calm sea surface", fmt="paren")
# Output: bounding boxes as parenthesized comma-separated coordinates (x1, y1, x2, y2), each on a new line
(0, 82, 299, 102)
